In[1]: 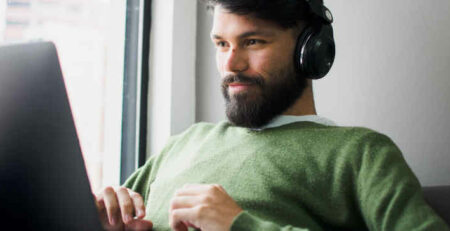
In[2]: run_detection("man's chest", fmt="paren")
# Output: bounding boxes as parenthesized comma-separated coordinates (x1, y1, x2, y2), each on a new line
(145, 141, 345, 230)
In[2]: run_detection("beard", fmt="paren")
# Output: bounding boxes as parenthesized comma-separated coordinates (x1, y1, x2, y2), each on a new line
(221, 66, 307, 129)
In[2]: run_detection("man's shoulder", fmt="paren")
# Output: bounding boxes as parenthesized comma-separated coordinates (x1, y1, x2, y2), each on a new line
(315, 125, 402, 161)
(172, 120, 230, 140)
(285, 121, 391, 141)
(281, 122, 398, 153)
(322, 124, 396, 146)
(183, 120, 229, 133)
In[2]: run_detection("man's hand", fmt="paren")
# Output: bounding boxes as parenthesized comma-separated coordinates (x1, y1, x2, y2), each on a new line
(169, 184, 243, 231)
(95, 186, 153, 231)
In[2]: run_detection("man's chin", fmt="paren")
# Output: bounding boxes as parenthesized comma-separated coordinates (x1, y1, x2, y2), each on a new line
(225, 103, 274, 129)
(228, 91, 262, 104)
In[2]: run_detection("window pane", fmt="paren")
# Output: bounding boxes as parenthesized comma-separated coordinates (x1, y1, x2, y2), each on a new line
(0, 0, 126, 192)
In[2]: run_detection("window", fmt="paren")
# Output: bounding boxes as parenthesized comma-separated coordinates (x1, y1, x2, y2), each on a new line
(0, 0, 127, 192)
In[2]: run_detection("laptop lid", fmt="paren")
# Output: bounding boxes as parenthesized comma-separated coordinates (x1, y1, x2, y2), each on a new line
(0, 42, 103, 230)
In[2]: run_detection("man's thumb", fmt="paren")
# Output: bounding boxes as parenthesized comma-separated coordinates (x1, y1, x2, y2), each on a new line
(125, 219, 153, 231)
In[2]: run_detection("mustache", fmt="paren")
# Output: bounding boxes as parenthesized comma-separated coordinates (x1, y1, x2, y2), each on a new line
(222, 74, 265, 87)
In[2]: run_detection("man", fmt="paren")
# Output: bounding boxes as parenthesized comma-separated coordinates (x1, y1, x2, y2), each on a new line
(95, 0, 449, 230)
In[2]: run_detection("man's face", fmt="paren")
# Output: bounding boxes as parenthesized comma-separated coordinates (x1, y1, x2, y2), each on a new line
(211, 6, 308, 128)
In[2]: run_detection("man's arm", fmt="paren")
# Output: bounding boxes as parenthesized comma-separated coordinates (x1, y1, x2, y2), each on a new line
(169, 184, 311, 231)
(122, 156, 156, 202)
(230, 211, 310, 231)
(356, 132, 449, 230)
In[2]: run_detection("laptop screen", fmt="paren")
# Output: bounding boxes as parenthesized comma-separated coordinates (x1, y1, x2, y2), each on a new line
(0, 42, 103, 230)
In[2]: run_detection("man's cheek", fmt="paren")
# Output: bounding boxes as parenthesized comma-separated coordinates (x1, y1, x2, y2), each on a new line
(216, 52, 227, 73)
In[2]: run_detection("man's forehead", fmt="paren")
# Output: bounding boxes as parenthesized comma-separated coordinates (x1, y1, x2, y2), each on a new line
(211, 5, 284, 37)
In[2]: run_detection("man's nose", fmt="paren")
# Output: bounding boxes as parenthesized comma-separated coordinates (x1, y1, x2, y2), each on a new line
(224, 48, 248, 73)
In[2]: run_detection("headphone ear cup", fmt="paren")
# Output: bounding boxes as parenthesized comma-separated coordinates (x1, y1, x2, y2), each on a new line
(294, 26, 314, 77)
(294, 24, 335, 79)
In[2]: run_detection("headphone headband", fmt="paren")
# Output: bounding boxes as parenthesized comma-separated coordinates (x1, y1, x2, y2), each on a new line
(304, 0, 333, 24)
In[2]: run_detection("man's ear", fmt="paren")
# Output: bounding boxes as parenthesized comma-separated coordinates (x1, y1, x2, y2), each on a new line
(292, 21, 308, 39)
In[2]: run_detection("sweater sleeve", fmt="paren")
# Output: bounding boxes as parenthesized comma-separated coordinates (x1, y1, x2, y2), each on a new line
(356, 132, 449, 231)
(122, 156, 155, 203)
(122, 135, 180, 203)
(230, 211, 309, 231)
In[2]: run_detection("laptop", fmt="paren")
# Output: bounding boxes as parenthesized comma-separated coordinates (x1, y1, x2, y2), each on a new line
(0, 42, 104, 230)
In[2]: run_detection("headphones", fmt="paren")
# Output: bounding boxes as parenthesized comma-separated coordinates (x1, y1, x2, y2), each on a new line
(294, 0, 335, 79)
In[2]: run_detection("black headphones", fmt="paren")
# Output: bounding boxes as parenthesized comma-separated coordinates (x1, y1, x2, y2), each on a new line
(294, 0, 335, 79)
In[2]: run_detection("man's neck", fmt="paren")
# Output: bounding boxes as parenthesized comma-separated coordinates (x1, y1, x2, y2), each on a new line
(282, 81, 317, 116)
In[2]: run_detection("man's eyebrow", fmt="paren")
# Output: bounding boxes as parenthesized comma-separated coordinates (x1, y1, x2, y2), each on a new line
(211, 31, 275, 40)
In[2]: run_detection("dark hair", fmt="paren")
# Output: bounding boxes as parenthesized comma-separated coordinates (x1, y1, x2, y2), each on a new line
(202, 0, 323, 28)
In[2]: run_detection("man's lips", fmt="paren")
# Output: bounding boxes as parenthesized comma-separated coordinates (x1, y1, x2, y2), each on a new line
(229, 83, 252, 87)
(228, 82, 253, 93)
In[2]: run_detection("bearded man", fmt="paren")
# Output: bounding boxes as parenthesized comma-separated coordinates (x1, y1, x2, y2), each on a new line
(94, 0, 449, 230)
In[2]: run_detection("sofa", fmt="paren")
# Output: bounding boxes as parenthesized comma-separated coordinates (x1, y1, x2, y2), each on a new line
(422, 185, 450, 224)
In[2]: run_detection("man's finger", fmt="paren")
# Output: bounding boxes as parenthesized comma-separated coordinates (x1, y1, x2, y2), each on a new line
(125, 219, 153, 231)
(169, 208, 191, 231)
(94, 193, 106, 212)
(128, 190, 146, 219)
(116, 187, 135, 224)
(94, 196, 109, 225)
(169, 207, 203, 231)
(173, 221, 189, 231)
(103, 186, 122, 226)
(169, 196, 201, 211)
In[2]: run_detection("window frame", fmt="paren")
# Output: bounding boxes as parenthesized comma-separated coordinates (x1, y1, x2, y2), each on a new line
(120, 0, 152, 184)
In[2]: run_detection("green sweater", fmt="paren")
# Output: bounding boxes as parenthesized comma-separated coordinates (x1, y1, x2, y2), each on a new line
(124, 121, 449, 231)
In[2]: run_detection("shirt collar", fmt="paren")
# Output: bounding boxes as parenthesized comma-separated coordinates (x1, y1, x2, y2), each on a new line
(252, 115, 337, 131)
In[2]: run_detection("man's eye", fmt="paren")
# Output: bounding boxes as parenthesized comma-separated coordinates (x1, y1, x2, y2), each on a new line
(246, 39, 263, 46)
(216, 41, 227, 47)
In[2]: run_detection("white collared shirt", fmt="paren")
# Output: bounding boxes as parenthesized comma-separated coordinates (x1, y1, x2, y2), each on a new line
(254, 115, 337, 131)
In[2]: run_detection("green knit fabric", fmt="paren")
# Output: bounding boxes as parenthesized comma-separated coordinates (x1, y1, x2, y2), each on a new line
(124, 121, 449, 231)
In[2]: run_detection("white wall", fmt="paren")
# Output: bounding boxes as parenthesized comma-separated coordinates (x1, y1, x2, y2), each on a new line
(147, 0, 197, 157)
(196, 3, 223, 123)
(195, 1, 450, 186)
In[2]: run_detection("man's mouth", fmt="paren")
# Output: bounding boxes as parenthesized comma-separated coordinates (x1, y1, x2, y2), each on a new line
(228, 82, 253, 93)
